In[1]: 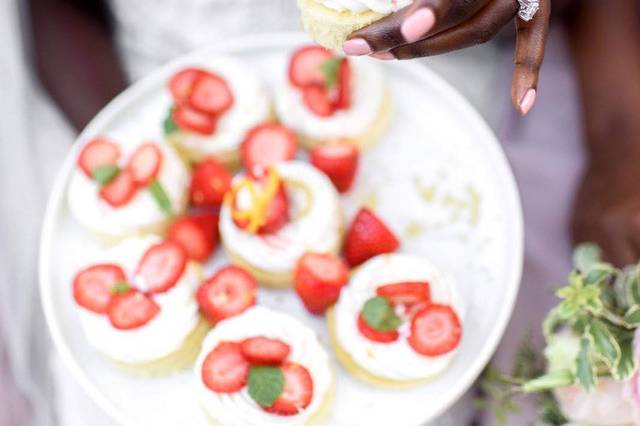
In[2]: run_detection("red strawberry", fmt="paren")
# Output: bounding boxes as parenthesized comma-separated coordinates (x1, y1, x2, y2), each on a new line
(99, 169, 137, 207)
(107, 290, 160, 330)
(136, 241, 187, 294)
(197, 265, 257, 323)
(408, 304, 462, 356)
(265, 362, 313, 416)
(356, 314, 399, 343)
(78, 138, 121, 178)
(240, 124, 298, 172)
(168, 214, 218, 262)
(73, 264, 126, 314)
(127, 143, 162, 186)
(189, 72, 234, 116)
(169, 68, 204, 104)
(376, 282, 431, 306)
(289, 45, 334, 89)
(335, 59, 352, 110)
(294, 252, 349, 315)
(190, 158, 232, 207)
(173, 105, 217, 135)
(192, 211, 220, 246)
(302, 85, 335, 117)
(343, 208, 400, 267)
(310, 140, 359, 193)
(240, 337, 291, 365)
(201, 342, 250, 393)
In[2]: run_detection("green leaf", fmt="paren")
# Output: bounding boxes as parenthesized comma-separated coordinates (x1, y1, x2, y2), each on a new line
(361, 296, 402, 332)
(624, 305, 640, 326)
(148, 180, 172, 216)
(587, 319, 621, 367)
(521, 369, 574, 393)
(92, 165, 120, 186)
(248, 366, 284, 407)
(573, 243, 602, 273)
(574, 335, 597, 392)
(163, 107, 178, 135)
(612, 333, 636, 380)
(111, 281, 131, 295)
(542, 307, 565, 339)
(625, 266, 640, 307)
(320, 58, 341, 89)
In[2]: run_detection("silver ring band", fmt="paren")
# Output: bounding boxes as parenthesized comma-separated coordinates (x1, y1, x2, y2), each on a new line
(517, 0, 539, 22)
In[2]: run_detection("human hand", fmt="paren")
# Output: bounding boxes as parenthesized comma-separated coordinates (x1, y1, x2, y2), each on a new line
(342, 0, 550, 115)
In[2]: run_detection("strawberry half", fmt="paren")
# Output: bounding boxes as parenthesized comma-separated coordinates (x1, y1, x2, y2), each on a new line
(169, 68, 204, 105)
(201, 342, 250, 393)
(99, 169, 137, 207)
(356, 314, 399, 343)
(376, 282, 431, 307)
(168, 213, 218, 262)
(343, 208, 400, 267)
(240, 337, 291, 365)
(289, 45, 334, 89)
(335, 58, 352, 110)
(302, 85, 335, 117)
(136, 241, 187, 294)
(197, 265, 257, 323)
(240, 124, 298, 172)
(173, 105, 217, 135)
(310, 140, 359, 193)
(127, 143, 162, 187)
(190, 158, 232, 207)
(294, 252, 349, 315)
(107, 290, 160, 330)
(77, 138, 121, 178)
(408, 304, 462, 356)
(73, 264, 126, 314)
(265, 362, 313, 416)
(188, 72, 234, 116)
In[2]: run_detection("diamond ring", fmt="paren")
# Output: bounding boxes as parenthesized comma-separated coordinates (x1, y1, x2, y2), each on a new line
(517, 0, 540, 22)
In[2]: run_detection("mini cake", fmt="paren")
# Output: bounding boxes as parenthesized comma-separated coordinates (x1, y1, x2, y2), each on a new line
(219, 161, 342, 288)
(71, 236, 208, 376)
(274, 46, 390, 150)
(68, 137, 189, 242)
(298, 0, 413, 52)
(163, 57, 271, 166)
(194, 307, 334, 425)
(328, 253, 463, 387)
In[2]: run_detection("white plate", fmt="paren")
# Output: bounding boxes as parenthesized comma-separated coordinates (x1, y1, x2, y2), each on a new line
(39, 32, 523, 426)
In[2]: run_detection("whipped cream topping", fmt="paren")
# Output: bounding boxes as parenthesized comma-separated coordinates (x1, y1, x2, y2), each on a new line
(171, 56, 271, 157)
(275, 57, 386, 140)
(68, 140, 188, 238)
(195, 307, 332, 426)
(219, 161, 342, 274)
(316, 0, 413, 14)
(334, 254, 463, 381)
(77, 236, 202, 364)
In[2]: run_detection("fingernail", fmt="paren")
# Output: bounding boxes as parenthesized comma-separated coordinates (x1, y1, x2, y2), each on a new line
(519, 89, 537, 116)
(401, 8, 436, 43)
(370, 51, 395, 60)
(343, 38, 372, 56)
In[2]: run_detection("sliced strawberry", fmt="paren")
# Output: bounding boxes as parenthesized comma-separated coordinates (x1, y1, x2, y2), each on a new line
(190, 158, 232, 207)
(136, 241, 187, 294)
(173, 105, 217, 135)
(240, 337, 291, 365)
(188, 72, 234, 116)
(169, 68, 204, 104)
(197, 265, 257, 323)
(192, 211, 220, 247)
(99, 169, 137, 207)
(289, 45, 334, 89)
(343, 208, 400, 267)
(73, 264, 126, 314)
(356, 314, 399, 343)
(107, 290, 160, 330)
(78, 138, 121, 178)
(376, 282, 431, 306)
(127, 143, 162, 186)
(168, 214, 217, 262)
(240, 124, 298, 172)
(202, 342, 250, 393)
(335, 58, 352, 110)
(265, 362, 313, 416)
(302, 85, 335, 117)
(408, 304, 462, 356)
(294, 252, 349, 315)
(310, 140, 359, 193)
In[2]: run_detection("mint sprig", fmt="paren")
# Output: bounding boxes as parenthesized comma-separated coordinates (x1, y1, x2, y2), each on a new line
(92, 165, 120, 186)
(362, 296, 402, 332)
(248, 366, 284, 408)
(149, 179, 172, 216)
(163, 107, 178, 135)
(320, 58, 341, 90)
(111, 281, 131, 295)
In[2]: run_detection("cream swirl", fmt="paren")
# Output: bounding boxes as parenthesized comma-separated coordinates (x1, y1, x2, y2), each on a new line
(195, 307, 332, 426)
(334, 254, 463, 381)
(219, 161, 342, 274)
(317, 0, 413, 14)
(77, 236, 202, 364)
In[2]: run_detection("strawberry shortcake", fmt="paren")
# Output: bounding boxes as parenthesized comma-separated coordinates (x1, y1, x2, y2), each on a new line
(274, 45, 390, 150)
(194, 306, 334, 425)
(219, 161, 343, 288)
(68, 137, 189, 242)
(71, 236, 209, 376)
(328, 254, 463, 387)
(163, 57, 271, 166)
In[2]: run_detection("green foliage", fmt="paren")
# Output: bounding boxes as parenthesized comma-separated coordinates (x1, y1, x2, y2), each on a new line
(92, 165, 120, 186)
(148, 180, 172, 216)
(163, 107, 178, 135)
(361, 296, 402, 332)
(247, 366, 284, 407)
(320, 58, 341, 89)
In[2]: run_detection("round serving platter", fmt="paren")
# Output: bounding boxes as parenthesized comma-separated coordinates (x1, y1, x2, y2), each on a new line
(39, 32, 523, 426)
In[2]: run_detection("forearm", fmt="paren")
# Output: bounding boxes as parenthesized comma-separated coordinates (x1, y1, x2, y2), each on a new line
(26, 0, 128, 131)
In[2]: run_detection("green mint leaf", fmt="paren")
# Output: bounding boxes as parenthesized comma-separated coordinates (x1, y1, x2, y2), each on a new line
(573, 243, 602, 273)
(542, 307, 565, 339)
(320, 58, 341, 90)
(624, 305, 640, 326)
(248, 366, 284, 408)
(625, 266, 640, 307)
(612, 332, 636, 381)
(111, 281, 131, 295)
(362, 296, 401, 332)
(574, 335, 597, 392)
(92, 165, 120, 186)
(521, 369, 574, 393)
(148, 180, 172, 216)
(587, 319, 621, 367)
(163, 107, 178, 135)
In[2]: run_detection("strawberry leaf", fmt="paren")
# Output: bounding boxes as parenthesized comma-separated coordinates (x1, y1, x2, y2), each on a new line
(92, 165, 120, 186)
(362, 296, 402, 332)
(149, 179, 172, 216)
(248, 366, 284, 408)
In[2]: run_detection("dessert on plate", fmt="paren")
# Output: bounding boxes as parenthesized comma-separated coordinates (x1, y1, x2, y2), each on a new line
(194, 306, 334, 426)
(219, 161, 342, 288)
(274, 45, 390, 150)
(71, 236, 208, 376)
(298, 0, 413, 51)
(68, 137, 189, 243)
(163, 57, 271, 166)
(328, 253, 463, 387)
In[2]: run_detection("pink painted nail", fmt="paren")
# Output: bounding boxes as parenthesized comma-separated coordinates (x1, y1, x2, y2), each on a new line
(401, 8, 436, 43)
(370, 51, 395, 60)
(343, 38, 372, 56)
(519, 89, 537, 116)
